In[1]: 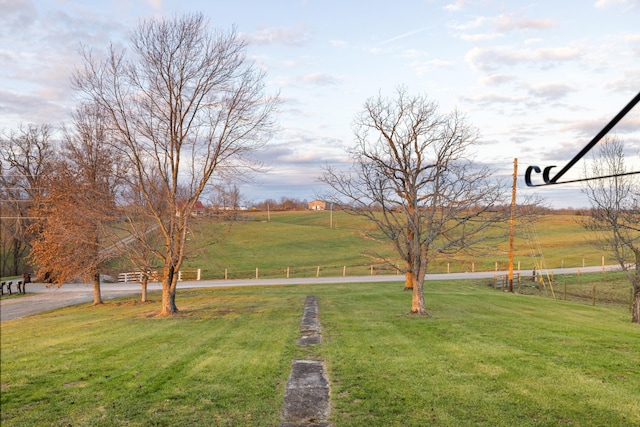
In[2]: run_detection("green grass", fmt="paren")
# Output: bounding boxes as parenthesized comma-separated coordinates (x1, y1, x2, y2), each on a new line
(2, 280, 639, 426)
(176, 212, 606, 280)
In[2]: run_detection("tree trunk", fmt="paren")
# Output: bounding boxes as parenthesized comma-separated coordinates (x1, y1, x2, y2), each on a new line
(632, 284, 639, 324)
(409, 271, 427, 315)
(93, 273, 103, 305)
(141, 274, 148, 303)
(404, 268, 413, 290)
(159, 265, 179, 316)
(632, 251, 639, 324)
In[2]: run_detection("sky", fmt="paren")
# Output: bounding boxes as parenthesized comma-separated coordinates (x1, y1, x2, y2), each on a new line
(1, 0, 639, 208)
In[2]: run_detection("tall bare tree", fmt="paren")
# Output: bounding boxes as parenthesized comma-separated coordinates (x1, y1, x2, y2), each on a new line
(0, 124, 56, 276)
(73, 13, 278, 315)
(321, 87, 507, 315)
(582, 136, 640, 323)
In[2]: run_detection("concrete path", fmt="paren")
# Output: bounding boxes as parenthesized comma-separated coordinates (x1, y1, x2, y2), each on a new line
(0, 265, 623, 322)
(281, 296, 331, 427)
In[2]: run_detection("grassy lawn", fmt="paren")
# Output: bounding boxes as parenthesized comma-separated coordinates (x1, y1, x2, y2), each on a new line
(2, 280, 638, 426)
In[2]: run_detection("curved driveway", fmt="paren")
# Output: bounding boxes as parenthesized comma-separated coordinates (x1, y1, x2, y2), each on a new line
(0, 265, 622, 322)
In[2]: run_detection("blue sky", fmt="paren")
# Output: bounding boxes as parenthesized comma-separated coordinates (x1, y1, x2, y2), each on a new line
(1, 0, 639, 208)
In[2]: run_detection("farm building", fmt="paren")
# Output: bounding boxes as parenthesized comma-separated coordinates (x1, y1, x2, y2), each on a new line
(308, 200, 327, 211)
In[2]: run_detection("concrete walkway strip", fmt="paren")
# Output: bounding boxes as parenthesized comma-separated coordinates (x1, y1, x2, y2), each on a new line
(297, 295, 322, 346)
(281, 360, 331, 427)
(281, 295, 332, 427)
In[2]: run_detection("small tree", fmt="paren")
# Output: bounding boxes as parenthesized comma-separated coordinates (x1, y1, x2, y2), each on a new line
(73, 13, 278, 316)
(29, 104, 120, 304)
(582, 136, 640, 323)
(321, 87, 507, 315)
(0, 124, 56, 276)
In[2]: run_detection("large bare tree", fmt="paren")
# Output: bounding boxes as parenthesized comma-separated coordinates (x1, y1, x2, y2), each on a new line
(73, 13, 278, 315)
(321, 87, 507, 315)
(582, 136, 640, 323)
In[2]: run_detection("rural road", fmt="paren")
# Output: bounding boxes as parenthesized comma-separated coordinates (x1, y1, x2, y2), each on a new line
(0, 265, 623, 322)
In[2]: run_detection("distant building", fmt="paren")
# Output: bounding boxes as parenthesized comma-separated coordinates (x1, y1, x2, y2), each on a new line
(308, 200, 327, 211)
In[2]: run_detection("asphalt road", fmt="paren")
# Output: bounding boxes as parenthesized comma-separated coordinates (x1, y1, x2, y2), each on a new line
(0, 265, 622, 322)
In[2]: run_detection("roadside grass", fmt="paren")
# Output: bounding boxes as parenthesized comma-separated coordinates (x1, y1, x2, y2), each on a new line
(513, 270, 635, 309)
(2, 280, 639, 426)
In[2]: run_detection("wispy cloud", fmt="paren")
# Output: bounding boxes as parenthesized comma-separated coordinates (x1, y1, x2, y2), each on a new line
(301, 72, 339, 86)
(466, 45, 583, 71)
(444, 0, 469, 12)
(241, 26, 310, 46)
(380, 28, 427, 44)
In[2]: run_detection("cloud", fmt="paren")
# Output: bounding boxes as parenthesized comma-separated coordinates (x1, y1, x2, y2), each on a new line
(493, 14, 556, 31)
(0, 89, 70, 127)
(444, 0, 469, 12)
(301, 72, 339, 86)
(595, 0, 638, 9)
(412, 59, 455, 75)
(241, 26, 310, 46)
(145, 0, 163, 11)
(480, 74, 518, 86)
(526, 82, 575, 101)
(450, 13, 557, 42)
(0, 0, 37, 34)
(466, 45, 583, 72)
(606, 69, 640, 93)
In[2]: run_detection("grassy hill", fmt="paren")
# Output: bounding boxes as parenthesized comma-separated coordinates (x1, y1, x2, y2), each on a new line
(170, 211, 604, 280)
(1, 279, 638, 426)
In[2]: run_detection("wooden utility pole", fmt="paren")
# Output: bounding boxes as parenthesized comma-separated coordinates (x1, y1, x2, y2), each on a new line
(509, 158, 518, 292)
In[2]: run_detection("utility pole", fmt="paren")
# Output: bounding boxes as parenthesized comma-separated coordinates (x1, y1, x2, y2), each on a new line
(509, 158, 518, 293)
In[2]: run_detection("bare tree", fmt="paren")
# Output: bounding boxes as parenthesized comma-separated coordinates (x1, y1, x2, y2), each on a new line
(321, 87, 507, 315)
(73, 13, 278, 316)
(0, 124, 56, 276)
(582, 136, 640, 323)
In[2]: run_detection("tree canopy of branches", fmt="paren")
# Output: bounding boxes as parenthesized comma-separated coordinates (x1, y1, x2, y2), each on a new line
(29, 104, 120, 305)
(321, 87, 507, 315)
(73, 13, 278, 316)
(582, 136, 640, 323)
(0, 124, 55, 276)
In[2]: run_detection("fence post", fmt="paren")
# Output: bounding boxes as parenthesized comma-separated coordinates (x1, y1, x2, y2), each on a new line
(197, 269, 201, 281)
(225, 268, 228, 280)
(178, 270, 183, 281)
(343, 266, 346, 277)
(256, 267, 259, 279)
(472, 262, 475, 273)
(495, 261, 498, 272)
(447, 263, 450, 274)
(370, 265, 374, 276)
(316, 266, 320, 278)
(287, 267, 290, 278)
(602, 256, 605, 274)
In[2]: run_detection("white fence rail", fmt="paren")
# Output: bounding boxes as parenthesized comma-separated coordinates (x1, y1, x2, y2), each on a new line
(118, 269, 201, 283)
